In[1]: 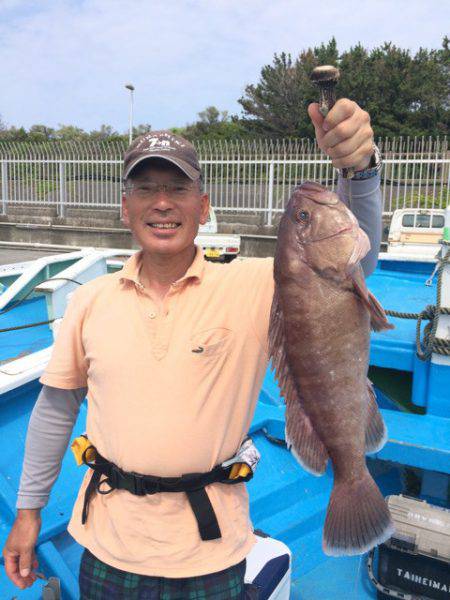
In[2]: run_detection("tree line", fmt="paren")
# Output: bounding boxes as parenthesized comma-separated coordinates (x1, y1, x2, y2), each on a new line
(1, 37, 448, 143)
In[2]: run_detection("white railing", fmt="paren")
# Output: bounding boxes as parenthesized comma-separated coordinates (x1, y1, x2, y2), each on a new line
(0, 137, 448, 225)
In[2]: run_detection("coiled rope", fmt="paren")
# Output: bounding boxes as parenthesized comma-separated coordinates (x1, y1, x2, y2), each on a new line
(384, 240, 450, 361)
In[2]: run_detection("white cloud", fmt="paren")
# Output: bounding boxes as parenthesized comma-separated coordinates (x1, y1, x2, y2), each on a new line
(1, 0, 448, 131)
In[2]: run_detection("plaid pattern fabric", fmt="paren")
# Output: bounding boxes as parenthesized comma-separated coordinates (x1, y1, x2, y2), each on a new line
(79, 548, 246, 599)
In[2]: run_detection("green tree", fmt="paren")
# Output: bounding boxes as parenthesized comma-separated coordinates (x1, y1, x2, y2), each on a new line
(239, 37, 450, 138)
(406, 39, 450, 135)
(180, 106, 249, 140)
(28, 124, 55, 141)
(54, 124, 87, 141)
(197, 106, 222, 126)
(340, 40, 450, 136)
(132, 123, 152, 137)
(0, 126, 28, 141)
(89, 124, 119, 140)
(238, 39, 339, 137)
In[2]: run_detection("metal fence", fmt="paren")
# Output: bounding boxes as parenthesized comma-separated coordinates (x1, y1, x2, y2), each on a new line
(0, 136, 448, 225)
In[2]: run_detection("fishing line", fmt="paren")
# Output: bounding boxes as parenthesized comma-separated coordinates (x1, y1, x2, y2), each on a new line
(348, 184, 353, 213)
(0, 277, 82, 316)
(0, 277, 82, 342)
(353, 552, 364, 600)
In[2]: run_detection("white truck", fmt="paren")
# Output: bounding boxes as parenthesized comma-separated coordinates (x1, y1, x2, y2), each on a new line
(386, 208, 445, 258)
(194, 206, 241, 262)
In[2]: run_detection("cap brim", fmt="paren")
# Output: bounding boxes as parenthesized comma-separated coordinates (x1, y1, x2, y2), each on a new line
(123, 154, 200, 180)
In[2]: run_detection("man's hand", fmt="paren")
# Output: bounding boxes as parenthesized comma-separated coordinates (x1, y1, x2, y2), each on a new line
(2, 509, 42, 589)
(308, 99, 374, 172)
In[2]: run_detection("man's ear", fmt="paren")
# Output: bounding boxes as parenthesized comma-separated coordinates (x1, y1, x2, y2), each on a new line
(121, 194, 130, 226)
(199, 193, 210, 225)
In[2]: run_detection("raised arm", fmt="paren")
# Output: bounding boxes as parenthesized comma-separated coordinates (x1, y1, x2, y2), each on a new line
(337, 175, 382, 276)
(309, 99, 382, 276)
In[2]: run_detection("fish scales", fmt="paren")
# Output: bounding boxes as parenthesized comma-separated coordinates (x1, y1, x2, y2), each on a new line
(270, 181, 395, 556)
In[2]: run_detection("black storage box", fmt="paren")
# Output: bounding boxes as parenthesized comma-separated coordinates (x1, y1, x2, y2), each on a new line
(375, 495, 450, 600)
(377, 544, 450, 599)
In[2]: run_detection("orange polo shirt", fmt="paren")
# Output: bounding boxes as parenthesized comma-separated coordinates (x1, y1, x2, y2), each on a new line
(40, 246, 274, 577)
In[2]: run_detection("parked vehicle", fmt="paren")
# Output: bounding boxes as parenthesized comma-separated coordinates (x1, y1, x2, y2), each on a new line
(195, 207, 240, 262)
(387, 208, 445, 257)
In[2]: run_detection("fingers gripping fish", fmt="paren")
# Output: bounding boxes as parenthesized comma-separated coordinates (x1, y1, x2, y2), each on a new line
(269, 181, 395, 556)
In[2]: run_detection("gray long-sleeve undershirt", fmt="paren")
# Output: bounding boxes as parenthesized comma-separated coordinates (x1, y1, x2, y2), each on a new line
(16, 386, 87, 509)
(16, 175, 383, 510)
(337, 175, 382, 276)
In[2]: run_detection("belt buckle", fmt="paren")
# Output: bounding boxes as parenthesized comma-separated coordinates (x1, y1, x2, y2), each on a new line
(107, 466, 120, 489)
(131, 473, 147, 496)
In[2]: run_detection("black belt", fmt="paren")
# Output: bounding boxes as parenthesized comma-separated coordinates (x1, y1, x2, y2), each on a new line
(81, 446, 253, 541)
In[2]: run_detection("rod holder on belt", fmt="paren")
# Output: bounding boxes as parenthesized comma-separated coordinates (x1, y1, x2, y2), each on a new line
(310, 65, 354, 179)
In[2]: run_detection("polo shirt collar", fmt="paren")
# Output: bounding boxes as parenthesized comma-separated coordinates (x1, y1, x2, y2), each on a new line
(119, 245, 206, 287)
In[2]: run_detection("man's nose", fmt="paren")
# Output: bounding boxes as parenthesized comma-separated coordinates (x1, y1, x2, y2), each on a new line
(152, 192, 175, 209)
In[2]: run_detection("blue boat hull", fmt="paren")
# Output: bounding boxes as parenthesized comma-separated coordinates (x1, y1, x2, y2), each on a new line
(0, 256, 449, 598)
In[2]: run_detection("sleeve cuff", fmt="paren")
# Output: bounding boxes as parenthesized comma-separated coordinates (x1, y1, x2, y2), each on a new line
(39, 374, 88, 389)
(16, 495, 49, 509)
(338, 173, 380, 200)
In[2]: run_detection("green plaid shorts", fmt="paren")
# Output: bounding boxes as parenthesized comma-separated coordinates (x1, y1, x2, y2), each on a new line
(79, 547, 247, 599)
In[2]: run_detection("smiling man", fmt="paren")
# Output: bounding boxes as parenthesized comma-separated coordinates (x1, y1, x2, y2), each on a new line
(3, 100, 383, 598)
(120, 133, 210, 305)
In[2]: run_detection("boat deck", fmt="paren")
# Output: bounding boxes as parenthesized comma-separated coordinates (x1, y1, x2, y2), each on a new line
(0, 254, 448, 598)
(0, 380, 406, 599)
(0, 298, 52, 365)
(367, 258, 437, 371)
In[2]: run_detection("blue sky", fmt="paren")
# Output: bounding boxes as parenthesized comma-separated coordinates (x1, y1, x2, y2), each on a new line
(1, 0, 448, 133)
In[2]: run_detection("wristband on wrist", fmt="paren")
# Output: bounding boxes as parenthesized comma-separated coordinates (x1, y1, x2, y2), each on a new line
(348, 144, 382, 181)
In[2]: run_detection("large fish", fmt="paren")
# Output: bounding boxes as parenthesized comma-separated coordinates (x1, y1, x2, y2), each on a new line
(269, 181, 395, 556)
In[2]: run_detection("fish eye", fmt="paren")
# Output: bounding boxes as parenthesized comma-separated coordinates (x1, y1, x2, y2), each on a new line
(296, 209, 310, 224)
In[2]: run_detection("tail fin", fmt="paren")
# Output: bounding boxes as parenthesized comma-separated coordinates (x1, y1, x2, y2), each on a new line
(323, 470, 394, 556)
(365, 381, 388, 453)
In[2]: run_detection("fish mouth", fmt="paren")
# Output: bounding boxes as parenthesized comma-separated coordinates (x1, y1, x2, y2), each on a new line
(304, 226, 354, 244)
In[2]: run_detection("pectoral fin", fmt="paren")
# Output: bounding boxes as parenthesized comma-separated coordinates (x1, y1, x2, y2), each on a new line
(347, 226, 371, 268)
(269, 290, 329, 475)
(349, 265, 394, 332)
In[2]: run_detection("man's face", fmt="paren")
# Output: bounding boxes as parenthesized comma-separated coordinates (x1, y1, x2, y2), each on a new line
(121, 162, 209, 257)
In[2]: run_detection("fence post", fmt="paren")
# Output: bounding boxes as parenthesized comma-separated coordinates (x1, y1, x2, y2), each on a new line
(1, 161, 8, 215)
(267, 161, 274, 226)
(58, 162, 66, 218)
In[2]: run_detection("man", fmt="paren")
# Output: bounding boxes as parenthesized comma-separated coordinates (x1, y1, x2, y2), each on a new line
(3, 99, 382, 598)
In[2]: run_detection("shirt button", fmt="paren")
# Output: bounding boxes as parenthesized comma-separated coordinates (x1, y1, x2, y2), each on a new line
(149, 312, 156, 319)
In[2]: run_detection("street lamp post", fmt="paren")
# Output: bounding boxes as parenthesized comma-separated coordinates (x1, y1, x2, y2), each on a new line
(125, 83, 135, 145)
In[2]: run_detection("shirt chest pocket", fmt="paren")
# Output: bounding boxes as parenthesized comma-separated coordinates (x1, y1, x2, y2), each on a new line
(189, 327, 234, 358)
